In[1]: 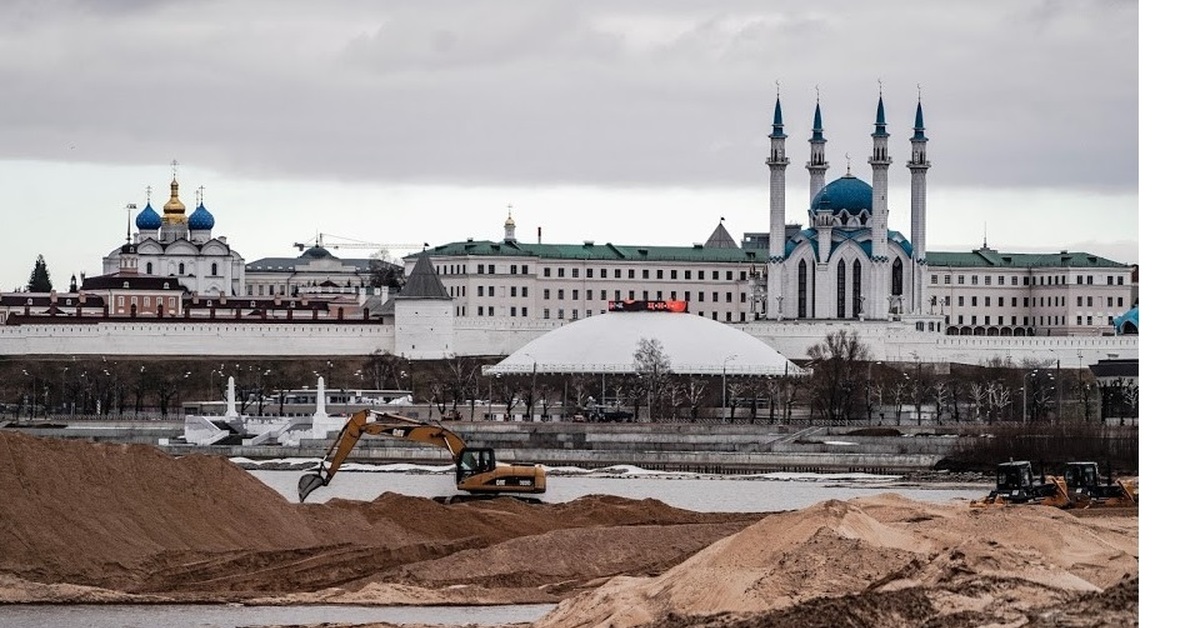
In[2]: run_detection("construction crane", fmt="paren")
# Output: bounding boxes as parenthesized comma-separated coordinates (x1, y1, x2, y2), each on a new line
(293, 232, 427, 255)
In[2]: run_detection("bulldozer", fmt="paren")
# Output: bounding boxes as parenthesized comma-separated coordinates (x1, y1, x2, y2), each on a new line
(298, 409, 547, 503)
(971, 460, 1138, 510)
(1062, 461, 1138, 509)
(969, 460, 1071, 508)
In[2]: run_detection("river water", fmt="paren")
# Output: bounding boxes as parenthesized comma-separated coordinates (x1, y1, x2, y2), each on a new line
(3, 466, 986, 628)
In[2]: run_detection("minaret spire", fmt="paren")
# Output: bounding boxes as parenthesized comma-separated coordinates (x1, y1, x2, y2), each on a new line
(766, 90, 790, 321)
(907, 88, 931, 315)
(805, 85, 828, 205)
(868, 87, 892, 320)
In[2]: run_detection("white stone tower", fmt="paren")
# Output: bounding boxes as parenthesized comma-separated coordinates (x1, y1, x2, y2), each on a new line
(907, 99, 930, 314)
(503, 208, 516, 243)
(766, 96, 789, 321)
(867, 95, 891, 320)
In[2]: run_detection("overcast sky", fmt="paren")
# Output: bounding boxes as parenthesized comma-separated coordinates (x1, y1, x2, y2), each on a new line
(0, 0, 1141, 290)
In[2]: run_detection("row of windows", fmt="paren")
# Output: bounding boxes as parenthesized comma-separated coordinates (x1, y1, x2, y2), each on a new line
(931, 273, 1127, 286)
(949, 314, 1116, 326)
(940, 294, 1126, 309)
(116, 295, 177, 307)
(146, 262, 222, 276)
(541, 267, 748, 282)
(477, 286, 532, 298)
(448, 262, 750, 282)
(466, 286, 747, 304)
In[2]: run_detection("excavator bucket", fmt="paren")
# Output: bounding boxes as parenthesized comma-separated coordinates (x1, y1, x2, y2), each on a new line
(297, 472, 328, 503)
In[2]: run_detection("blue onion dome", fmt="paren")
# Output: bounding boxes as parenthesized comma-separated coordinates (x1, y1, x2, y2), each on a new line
(188, 202, 215, 230)
(135, 202, 162, 230)
(810, 174, 873, 213)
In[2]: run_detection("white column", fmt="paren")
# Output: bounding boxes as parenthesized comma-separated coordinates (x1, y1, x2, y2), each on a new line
(224, 376, 238, 418)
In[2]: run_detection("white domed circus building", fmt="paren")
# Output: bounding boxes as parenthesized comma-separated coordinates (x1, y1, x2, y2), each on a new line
(486, 304, 801, 377)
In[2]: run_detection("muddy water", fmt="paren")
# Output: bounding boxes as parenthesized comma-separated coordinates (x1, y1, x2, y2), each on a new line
(251, 469, 987, 511)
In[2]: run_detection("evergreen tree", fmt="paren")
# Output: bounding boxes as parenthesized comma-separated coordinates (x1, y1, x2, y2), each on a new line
(26, 254, 53, 292)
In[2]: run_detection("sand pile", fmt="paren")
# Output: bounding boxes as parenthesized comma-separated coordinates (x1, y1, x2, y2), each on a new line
(0, 431, 757, 602)
(534, 494, 1138, 628)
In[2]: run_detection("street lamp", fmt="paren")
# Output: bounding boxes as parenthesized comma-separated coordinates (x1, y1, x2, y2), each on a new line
(722, 354, 738, 421)
(1022, 370, 1039, 423)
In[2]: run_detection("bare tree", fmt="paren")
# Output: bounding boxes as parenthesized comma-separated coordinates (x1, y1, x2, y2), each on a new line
(969, 383, 986, 422)
(931, 381, 950, 424)
(683, 378, 707, 422)
(804, 330, 870, 423)
(633, 337, 672, 421)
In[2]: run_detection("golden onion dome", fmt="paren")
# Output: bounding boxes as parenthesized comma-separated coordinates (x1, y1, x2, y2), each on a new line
(161, 177, 187, 224)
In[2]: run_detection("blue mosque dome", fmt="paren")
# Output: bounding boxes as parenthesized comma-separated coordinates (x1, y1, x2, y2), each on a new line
(811, 174, 873, 213)
(1114, 304, 1138, 335)
(135, 202, 162, 230)
(188, 202, 215, 230)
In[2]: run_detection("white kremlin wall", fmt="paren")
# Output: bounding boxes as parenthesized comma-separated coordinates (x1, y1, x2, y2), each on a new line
(0, 322, 392, 356)
(0, 311, 1135, 366)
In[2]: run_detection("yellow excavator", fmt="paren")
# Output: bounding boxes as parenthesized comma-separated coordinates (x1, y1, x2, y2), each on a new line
(297, 409, 547, 503)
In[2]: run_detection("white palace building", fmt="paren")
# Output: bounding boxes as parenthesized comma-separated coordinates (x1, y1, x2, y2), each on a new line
(0, 94, 1137, 368)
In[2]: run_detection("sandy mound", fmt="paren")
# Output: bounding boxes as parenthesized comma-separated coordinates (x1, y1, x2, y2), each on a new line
(534, 495, 1138, 628)
(0, 431, 757, 602)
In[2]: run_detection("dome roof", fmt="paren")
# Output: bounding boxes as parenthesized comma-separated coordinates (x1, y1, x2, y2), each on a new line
(300, 246, 334, 259)
(812, 174, 873, 213)
(1114, 304, 1138, 335)
(486, 311, 800, 376)
(135, 203, 162, 230)
(188, 203, 214, 230)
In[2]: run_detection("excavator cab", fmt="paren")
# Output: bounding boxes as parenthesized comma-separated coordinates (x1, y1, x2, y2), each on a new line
(455, 447, 497, 485)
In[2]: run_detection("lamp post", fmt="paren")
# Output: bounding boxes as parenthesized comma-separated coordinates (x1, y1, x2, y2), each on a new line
(1022, 370, 1038, 423)
(722, 354, 738, 421)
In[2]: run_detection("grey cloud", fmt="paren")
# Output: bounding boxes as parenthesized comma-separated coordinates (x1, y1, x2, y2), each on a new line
(0, 0, 1137, 193)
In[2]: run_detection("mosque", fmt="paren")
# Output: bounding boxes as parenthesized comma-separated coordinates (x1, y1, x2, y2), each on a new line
(763, 94, 929, 322)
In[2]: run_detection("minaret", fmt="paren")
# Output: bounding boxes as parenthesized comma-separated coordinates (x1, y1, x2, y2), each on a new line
(806, 97, 828, 204)
(868, 92, 892, 319)
(503, 206, 516, 243)
(907, 97, 930, 314)
(766, 95, 789, 321)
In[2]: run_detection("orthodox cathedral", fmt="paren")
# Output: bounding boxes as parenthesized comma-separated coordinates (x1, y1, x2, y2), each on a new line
(102, 172, 245, 296)
(765, 94, 928, 321)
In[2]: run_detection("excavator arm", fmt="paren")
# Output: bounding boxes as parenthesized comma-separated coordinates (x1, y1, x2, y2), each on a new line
(298, 409, 469, 502)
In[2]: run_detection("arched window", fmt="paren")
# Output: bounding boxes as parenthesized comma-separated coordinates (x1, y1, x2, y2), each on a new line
(891, 258, 904, 296)
(836, 260, 846, 318)
(146, 262, 153, 274)
(178, 263, 185, 275)
(797, 260, 808, 319)
(211, 263, 218, 276)
(852, 259, 863, 317)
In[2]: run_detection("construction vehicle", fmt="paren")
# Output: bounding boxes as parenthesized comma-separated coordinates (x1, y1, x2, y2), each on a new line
(1062, 461, 1138, 509)
(970, 460, 1138, 510)
(298, 409, 546, 503)
(969, 460, 1071, 508)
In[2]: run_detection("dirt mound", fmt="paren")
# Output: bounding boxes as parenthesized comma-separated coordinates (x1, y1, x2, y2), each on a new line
(534, 494, 1138, 628)
(0, 431, 757, 601)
